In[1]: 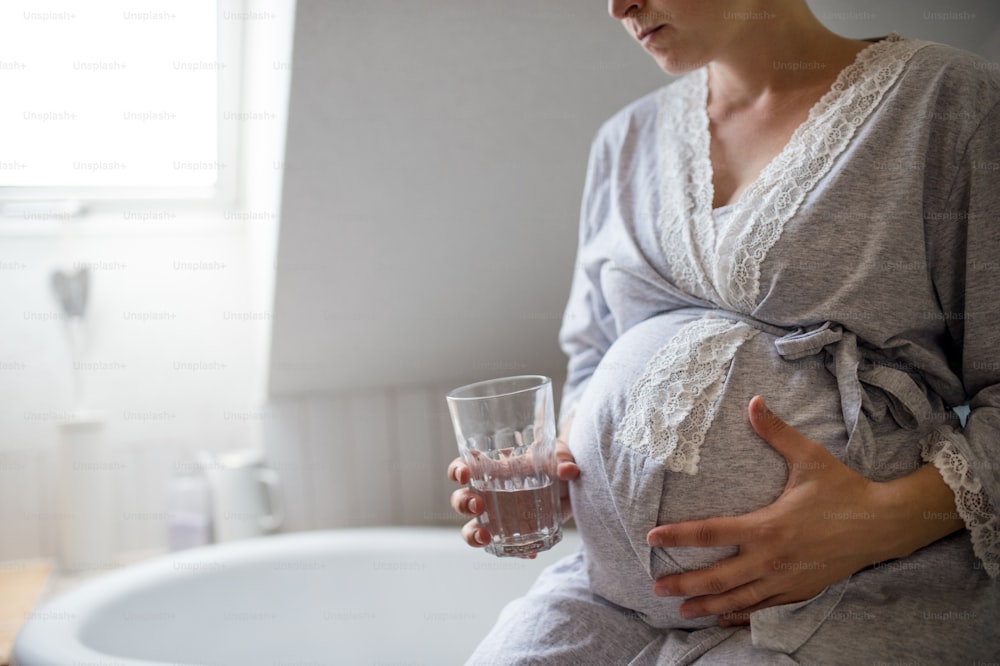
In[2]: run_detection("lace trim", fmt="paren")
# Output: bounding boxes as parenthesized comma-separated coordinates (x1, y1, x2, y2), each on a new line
(728, 34, 929, 312)
(658, 70, 723, 306)
(614, 316, 758, 474)
(656, 35, 932, 313)
(921, 429, 1000, 578)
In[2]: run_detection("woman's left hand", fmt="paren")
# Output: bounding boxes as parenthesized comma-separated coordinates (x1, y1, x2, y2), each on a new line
(646, 395, 886, 626)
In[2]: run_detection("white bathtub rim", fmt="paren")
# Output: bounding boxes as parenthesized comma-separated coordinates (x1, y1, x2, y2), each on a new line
(13, 527, 580, 666)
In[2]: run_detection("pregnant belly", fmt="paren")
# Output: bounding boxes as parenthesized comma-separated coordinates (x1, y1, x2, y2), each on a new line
(567, 311, 849, 584)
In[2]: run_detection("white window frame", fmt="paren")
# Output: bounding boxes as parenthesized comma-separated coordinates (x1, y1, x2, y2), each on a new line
(0, 0, 247, 230)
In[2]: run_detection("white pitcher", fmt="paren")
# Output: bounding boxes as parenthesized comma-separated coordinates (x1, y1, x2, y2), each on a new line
(198, 449, 284, 543)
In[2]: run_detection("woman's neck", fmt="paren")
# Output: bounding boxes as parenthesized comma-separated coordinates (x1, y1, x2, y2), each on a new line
(706, 6, 870, 109)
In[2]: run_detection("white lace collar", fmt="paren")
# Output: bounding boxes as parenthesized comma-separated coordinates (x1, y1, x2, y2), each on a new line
(656, 34, 931, 314)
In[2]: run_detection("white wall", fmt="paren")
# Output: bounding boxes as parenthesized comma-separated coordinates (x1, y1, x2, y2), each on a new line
(808, 0, 1000, 52)
(268, 0, 669, 396)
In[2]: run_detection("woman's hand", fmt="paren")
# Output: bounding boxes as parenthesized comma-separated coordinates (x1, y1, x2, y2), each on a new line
(646, 395, 962, 626)
(448, 437, 580, 552)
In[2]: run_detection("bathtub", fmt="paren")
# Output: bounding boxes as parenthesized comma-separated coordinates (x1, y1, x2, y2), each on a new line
(13, 527, 581, 666)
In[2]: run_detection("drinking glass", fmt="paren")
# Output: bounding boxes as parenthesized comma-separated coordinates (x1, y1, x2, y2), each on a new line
(446, 375, 563, 557)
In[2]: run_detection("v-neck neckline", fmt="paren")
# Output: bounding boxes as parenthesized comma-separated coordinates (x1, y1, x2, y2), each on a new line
(703, 35, 895, 214)
(655, 33, 929, 314)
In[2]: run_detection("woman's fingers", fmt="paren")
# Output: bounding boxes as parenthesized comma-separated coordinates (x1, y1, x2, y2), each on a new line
(447, 457, 468, 485)
(450, 486, 483, 517)
(747, 395, 826, 466)
(555, 438, 580, 481)
(647, 515, 746, 549)
(452, 444, 575, 546)
(450, 457, 492, 547)
(453, 446, 578, 485)
(460, 518, 491, 548)
(557, 460, 580, 481)
(552, 439, 578, 521)
(653, 552, 759, 599)
(450, 461, 489, 546)
(451, 465, 490, 547)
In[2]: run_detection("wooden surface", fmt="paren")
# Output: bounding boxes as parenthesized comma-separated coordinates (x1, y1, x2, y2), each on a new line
(0, 560, 52, 666)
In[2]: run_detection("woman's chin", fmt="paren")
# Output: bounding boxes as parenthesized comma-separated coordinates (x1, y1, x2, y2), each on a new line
(651, 52, 706, 76)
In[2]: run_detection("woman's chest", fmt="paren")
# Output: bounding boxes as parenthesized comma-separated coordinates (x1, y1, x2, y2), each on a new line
(707, 102, 815, 209)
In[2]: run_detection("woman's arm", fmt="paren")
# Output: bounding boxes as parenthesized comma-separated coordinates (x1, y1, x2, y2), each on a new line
(919, 96, 1000, 578)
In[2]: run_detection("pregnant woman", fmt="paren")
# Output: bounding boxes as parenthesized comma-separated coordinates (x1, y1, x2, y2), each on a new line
(449, 1, 1000, 662)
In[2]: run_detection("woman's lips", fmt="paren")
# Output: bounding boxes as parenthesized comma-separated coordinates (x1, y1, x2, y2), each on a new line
(639, 24, 666, 46)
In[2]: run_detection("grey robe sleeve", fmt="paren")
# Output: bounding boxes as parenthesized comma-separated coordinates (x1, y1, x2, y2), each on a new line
(923, 98, 1000, 577)
(557, 131, 616, 429)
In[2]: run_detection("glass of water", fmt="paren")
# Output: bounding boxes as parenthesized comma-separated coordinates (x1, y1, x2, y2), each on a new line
(446, 375, 563, 557)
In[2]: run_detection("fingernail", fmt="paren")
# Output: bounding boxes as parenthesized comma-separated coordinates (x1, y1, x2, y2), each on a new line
(648, 534, 662, 548)
(680, 606, 697, 619)
(475, 529, 489, 545)
(756, 396, 770, 416)
(469, 497, 479, 513)
(654, 586, 671, 597)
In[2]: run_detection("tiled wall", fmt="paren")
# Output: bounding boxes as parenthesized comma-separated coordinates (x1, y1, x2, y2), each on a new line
(0, 383, 465, 566)
(262, 384, 463, 533)
(0, 439, 188, 564)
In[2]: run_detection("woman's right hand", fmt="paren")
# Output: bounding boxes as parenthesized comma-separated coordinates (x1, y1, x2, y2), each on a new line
(448, 438, 580, 549)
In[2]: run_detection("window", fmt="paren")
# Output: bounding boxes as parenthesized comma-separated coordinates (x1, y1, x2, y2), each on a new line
(0, 0, 243, 204)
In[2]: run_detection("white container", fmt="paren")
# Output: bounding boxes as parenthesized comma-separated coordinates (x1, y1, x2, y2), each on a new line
(199, 449, 284, 543)
(166, 471, 212, 551)
(56, 411, 116, 573)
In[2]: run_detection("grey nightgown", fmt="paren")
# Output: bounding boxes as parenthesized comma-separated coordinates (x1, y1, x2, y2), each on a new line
(469, 35, 1000, 664)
